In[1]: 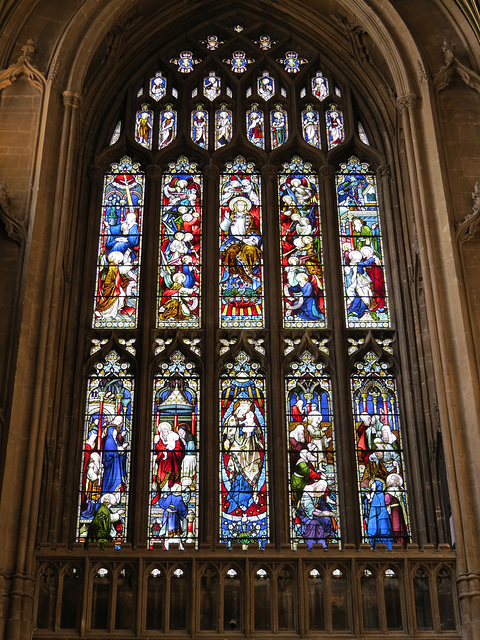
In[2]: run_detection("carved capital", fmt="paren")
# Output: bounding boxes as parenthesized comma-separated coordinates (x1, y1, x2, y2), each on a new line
(62, 90, 82, 108)
(146, 164, 162, 181)
(378, 165, 391, 180)
(396, 93, 417, 113)
(204, 164, 219, 179)
(319, 165, 335, 180)
(88, 165, 104, 184)
(0, 39, 46, 92)
(0, 182, 26, 246)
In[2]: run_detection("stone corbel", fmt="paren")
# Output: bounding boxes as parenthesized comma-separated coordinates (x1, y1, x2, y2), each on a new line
(0, 182, 26, 246)
(433, 38, 480, 94)
(0, 40, 46, 92)
(456, 181, 480, 246)
(332, 13, 370, 67)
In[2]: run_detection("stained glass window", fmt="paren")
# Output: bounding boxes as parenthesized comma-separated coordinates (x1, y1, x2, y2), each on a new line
(301, 105, 321, 148)
(358, 122, 369, 145)
(149, 351, 199, 549)
(159, 106, 177, 148)
(170, 51, 201, 73)
(82, 23, 416, 562)
(110, 121, 121, 145)
(279, 157, 326, 328)
(204, 72, 221, 101)
(246, 104, 265, 149)
(351, 351, 410, 549)
(336, 157, 390, 327)
(215, 106, 233, 149)
(277, 51, 307, 73)
(93, 157, 144, 329)
(311, 72, 329, 101)
(149, 72, 167, 101)
(286, 351, 340, 549)
(257, 71, 275, 101)
(270, 104, 288, 149)
(77, 351, 134, 547)
(224, 51, 254, 73)
(220, 351, 268, 548)
(157, 157, 202, 328)
(219, 156, 264, 328)
(326, 104, 344, 149)
(135, 104, 153, 149)
(191, 105, 208, 148)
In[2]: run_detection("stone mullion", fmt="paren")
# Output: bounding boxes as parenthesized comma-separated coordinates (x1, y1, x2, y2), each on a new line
(131, 163, 163, 549)
(203, 163, 220, 548)
(319, 163, 360, 546)
(261, 163, 287, 550)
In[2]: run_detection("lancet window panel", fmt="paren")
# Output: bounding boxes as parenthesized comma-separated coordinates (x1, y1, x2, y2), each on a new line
(77, 351, 134, 547)
(219, 351, 269, 548)
(336, 157, 390, 328)
(351, 351, 410, 550)
(149, 351, 200, 550)
(286, 351, 340, 550)
(93, 158, 144, 329)
(219, 157, 264, 329)
(279, 157, 326, 328)
(157, 157, 203, 328)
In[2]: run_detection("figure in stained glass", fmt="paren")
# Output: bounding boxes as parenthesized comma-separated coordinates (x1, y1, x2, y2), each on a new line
(257, 71, 275, 101)
(159, 106, 177, 148)
(93, 158, 144, 328)
(215, 106, 232, 149)
(336, 157, 389, 327)
(301, 105, 321, 148)
(270, 105, 288, 148)
(204, 72, 221, 101)
(351, 352, 410, 549)
(311, 72, 329, 101)
(277, 51, 307, 73)
(135, 105, 153, 149)
(326, 104, 344, 149)
(224, 51, 254, 73)
(157, 158, 202, 328)
(219, 158, 264, 328)
(286, 352, 339, 550)
(246, 105, 264, 149)
(170, 51, 201, 73)
(149, 352, 199, 549)
(149, 72, 167, 101)
(77, 351, 133, 546)
(191, 105, 208, 148)
(279, 159, 325, 327)
(220, 352, 268, 547)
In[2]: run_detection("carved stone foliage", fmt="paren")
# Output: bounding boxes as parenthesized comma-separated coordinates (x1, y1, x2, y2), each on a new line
(0, 183, 26, 246)
(396, 93, 418, 113)
(433, 38, 480, 94)
(456, 181, 480, 246)
(0, 40, 46, 92)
